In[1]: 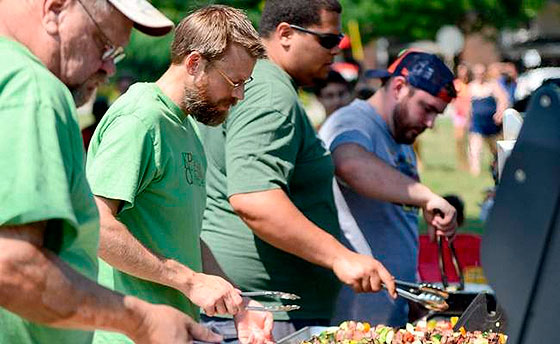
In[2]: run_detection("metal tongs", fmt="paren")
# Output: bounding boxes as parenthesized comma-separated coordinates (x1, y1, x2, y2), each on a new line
(437, 235, 465, 291)
(240, 291, 301, 312)
(384, 279, 450, 312)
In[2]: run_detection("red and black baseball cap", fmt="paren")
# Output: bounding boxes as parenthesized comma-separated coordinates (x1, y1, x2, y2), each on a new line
(365, 49, 457, 103)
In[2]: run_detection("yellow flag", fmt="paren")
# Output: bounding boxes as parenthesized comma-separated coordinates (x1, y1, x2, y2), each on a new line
(348, 19, 364, 61)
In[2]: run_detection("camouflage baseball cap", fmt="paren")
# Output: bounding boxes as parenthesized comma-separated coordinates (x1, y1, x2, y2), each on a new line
(365, 49, 457, 103)
(108, 0, 174, 36)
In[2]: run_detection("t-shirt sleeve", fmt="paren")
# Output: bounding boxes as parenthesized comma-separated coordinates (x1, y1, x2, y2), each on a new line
(225, 105, 298, 196)
(86, 115, 157, 211)
(0, 94, 79, 245)
(320, 110, 375, 153)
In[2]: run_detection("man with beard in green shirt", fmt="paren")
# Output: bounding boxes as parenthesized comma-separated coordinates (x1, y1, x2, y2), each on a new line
(86, 6, 273, 344)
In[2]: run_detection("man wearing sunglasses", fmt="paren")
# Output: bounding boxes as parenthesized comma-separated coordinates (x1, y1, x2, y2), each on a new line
(198, 0, 396, 339)
(86, 6, 273, 344)
(0, 0, 224, 343)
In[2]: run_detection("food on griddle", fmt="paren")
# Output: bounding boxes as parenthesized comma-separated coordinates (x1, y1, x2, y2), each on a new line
(301, 320, 507, 344)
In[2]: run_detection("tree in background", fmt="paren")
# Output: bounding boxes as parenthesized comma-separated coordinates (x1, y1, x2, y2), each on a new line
(112, 0, 545, 84)
(339, 0, 545, 43)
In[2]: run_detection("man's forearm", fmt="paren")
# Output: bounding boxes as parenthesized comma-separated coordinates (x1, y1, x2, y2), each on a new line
(229, 189, 350, 270)
(0, 224, 147, 338)
(333, 143, 435, 207)
(98, 214, 194, 293)
(95, 196, 243, 316)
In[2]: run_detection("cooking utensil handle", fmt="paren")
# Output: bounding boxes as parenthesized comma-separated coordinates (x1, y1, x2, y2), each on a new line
(437, 236, 449, 289)
(449, 241, 465, 290)
(240, 291, 300, 300)
(394, 279, 449, 299)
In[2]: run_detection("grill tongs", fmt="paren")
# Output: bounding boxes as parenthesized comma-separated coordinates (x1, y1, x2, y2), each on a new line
(384, 280, 450, 312)
(240, 291, 301, 312)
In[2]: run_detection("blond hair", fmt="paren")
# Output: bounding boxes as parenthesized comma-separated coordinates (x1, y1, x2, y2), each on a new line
(171, 5, 265, 64)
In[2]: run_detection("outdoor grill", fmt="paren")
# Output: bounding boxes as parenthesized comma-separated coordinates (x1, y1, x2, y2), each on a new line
(482, 82, 560, 343)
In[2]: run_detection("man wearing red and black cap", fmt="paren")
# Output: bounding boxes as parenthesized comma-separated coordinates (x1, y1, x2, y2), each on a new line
(319, 50, 458, 326)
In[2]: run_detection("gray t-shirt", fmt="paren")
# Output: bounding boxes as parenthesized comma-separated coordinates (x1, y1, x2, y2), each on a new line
(319, 99, 419, 326)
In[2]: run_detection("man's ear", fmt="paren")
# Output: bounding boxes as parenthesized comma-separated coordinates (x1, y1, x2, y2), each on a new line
(276, 22, 294, 49)
(42, 0, 68, 35)
(390, 76, 409, 100)
(183, 51, 206, 76)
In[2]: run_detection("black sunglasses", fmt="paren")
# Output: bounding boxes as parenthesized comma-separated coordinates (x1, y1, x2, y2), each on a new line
(289, 24, 344, 50)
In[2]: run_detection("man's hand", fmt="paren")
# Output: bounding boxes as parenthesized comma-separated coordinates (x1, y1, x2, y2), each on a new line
(131, 302, 223, 344)
(182, 272, 244, 316)
(423, 195, 457, 241)
(234, 299, 274, 344)
(332, 252, 397, 298)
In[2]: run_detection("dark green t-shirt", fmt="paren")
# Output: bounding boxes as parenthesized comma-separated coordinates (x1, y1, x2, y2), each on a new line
(0, 37, 99, 344)
(199, 59, 341, 320)
(87, 83, 206, 343)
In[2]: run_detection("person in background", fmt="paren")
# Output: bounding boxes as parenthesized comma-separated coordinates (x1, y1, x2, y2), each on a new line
(314, 69, 353, 125)
(0, 0, 221, 343)
(198, 0, 396, 339)
(320, 50, 458, 327)
(82, 96, 109, 150)
(452, 63, 471, 171)
(86, 6, 272, 344)
(498, 60, 518, 106)
(468, 63, 509, 176)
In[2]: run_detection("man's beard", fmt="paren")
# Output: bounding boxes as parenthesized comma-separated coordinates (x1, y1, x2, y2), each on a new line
(181, 80, 233, 127)
(392, 97, 425, 145)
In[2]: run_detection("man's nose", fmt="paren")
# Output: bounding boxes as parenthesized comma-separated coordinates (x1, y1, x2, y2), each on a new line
(233, 86, 244, 100)
(425, 114, 436, 129)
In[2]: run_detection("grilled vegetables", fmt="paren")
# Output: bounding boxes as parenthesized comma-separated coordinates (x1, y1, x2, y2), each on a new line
(301, 320, 507, 344)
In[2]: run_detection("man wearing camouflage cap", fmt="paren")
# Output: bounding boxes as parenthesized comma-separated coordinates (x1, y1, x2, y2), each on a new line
(320, 50, 458, 326)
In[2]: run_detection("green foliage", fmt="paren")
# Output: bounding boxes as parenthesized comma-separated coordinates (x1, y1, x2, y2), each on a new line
(117, 31, 172, 82)
(116, 0, 544, 81)
(338, 0, 545, 42)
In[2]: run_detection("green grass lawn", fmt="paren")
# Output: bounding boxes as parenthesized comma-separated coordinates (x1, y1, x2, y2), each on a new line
(417, 118, 495, 235)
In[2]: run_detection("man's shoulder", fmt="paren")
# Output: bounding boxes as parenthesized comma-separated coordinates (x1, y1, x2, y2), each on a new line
(238, 59, 301, 117)
(0, 40, 73, 112)
(103, 84, 166, 129)
(322, 100, 380, 135)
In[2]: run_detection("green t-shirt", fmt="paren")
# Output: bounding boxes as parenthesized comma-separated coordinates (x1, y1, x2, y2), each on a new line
(199, 59, 341, 320)
(86, 83, 205, 339)
(0, 38, 99, 343)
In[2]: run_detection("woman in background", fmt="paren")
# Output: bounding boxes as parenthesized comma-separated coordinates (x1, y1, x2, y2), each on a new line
(452, 63, 471, 171)
(468, 63, 509, 176)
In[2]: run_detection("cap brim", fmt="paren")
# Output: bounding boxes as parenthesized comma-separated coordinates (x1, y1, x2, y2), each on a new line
(364, 69, 392, 79)
(108, 0, 174, 36)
